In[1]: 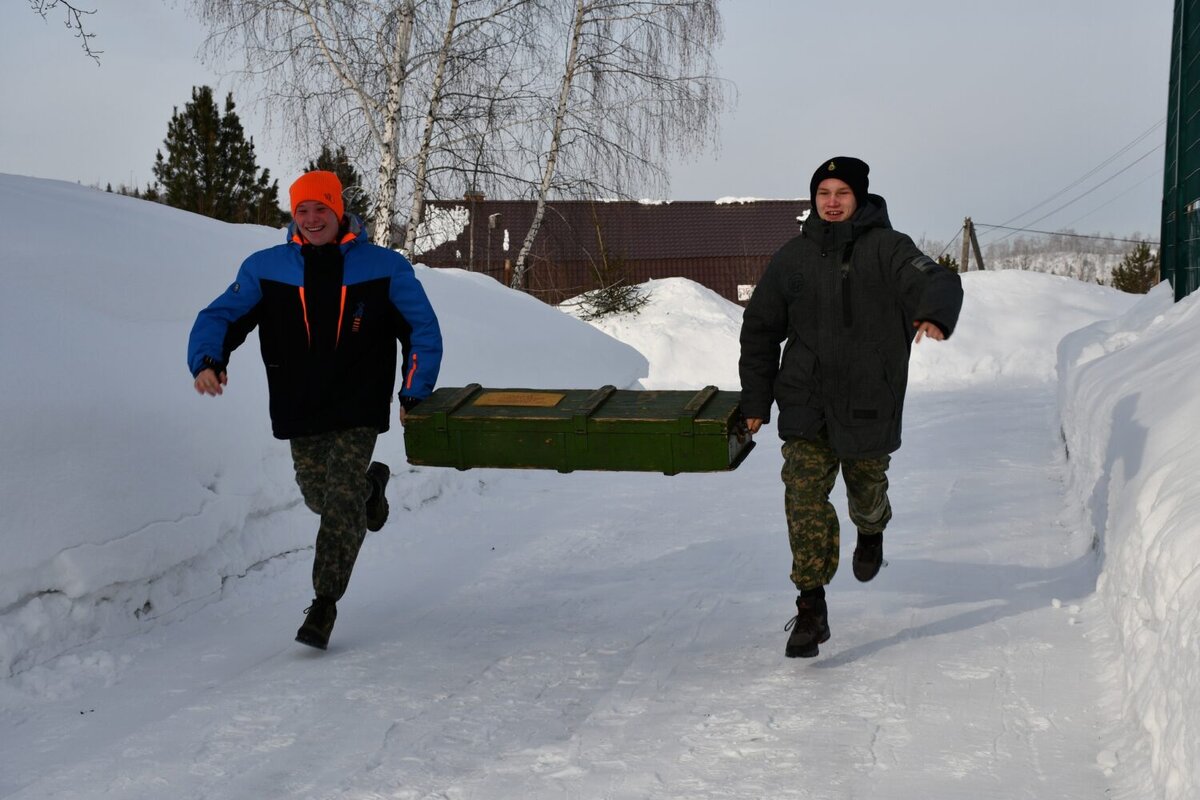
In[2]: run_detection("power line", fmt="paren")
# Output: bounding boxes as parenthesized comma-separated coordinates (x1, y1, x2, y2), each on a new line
(989, 142, 1164, 245)
(1061, 168, 1163, 231)
(983, 118, 1166, 237)
(974, 223, 1158, 246)
(934, 226, 962, 258)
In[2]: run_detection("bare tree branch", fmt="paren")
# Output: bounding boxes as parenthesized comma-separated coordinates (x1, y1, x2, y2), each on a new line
(509, 0, 728, 288)
(31, 0, 102, 63)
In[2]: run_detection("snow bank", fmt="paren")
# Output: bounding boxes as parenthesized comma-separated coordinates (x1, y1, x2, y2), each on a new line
(565, 271, 1139, 393)
(1057, 282, 1200, 800)
(561, 277, 744, 390)
(0, 174, 646, 677)
(910, 270, 1139, 388)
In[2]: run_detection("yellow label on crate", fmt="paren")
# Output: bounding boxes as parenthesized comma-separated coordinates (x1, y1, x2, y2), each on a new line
(473, 391, 565, 407)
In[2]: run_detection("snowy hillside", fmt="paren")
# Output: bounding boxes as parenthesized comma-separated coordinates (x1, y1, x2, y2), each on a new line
(0, 174, 647, 678)
(2, 173, 1199, 800)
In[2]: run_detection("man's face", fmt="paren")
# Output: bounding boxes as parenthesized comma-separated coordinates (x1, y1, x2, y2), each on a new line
(814, 178, 857, 222)
(294, 201, 341, 246)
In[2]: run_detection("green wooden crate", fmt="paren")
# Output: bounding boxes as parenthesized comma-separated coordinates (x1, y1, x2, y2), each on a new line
(403, 384, 755, 475)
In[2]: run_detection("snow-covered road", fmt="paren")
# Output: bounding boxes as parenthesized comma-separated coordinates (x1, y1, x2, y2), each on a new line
(2, 383, 1109, 799)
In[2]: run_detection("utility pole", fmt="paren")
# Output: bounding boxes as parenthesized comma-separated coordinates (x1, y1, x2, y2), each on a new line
(968, 218, 985, 270)
(961, 217, 972, 272)
(960, 217, 986, 271)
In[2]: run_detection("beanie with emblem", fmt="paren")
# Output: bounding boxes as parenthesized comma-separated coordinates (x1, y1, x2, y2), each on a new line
(809, 156, 870, 208)
(289, 170, 345, 221)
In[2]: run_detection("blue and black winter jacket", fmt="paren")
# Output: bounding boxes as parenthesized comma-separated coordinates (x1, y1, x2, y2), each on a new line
(188, 218, 443, 440)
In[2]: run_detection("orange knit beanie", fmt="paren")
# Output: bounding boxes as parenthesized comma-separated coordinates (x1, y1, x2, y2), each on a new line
(289, 171, 345, 220)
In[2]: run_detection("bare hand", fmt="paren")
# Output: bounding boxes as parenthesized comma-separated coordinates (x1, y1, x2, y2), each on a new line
(194, 368, 228, 396)
(745, 418, 763, 434)
(913, 321, 945, 343)
(399, 406, 408, 427)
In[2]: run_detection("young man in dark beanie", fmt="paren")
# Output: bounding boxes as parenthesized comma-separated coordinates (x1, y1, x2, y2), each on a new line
(188, 170, 443, 650)
(739, 156, 962, 658)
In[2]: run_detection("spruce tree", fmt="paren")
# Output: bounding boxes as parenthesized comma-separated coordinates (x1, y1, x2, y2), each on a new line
(1110, 242, 1159, 294)
(151, 86, 285, 225)
(306, 145, 370, 221)
(936, 253, 960, 273)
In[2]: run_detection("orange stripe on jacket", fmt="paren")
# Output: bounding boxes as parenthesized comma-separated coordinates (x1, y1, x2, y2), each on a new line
(298, 286, 348, 348)
(335, 285, 347, 348)
(297, 287, 311, 346)
(405, 353, 418, 390)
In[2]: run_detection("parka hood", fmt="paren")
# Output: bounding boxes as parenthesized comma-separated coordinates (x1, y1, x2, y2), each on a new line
(286, 213, 367, 248)
(802, 193, 892, 245)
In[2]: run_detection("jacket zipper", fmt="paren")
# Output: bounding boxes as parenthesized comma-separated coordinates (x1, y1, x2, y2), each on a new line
(840, 241, 855, 327)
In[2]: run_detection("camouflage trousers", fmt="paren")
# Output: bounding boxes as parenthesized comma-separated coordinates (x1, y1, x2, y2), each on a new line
(290, 427, 378, 601)
(781, 435, 892, 591)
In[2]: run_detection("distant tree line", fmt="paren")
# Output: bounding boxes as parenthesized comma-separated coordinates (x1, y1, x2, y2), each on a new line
(983, 230, 1151, 260)
(916, 232, 1159, 292)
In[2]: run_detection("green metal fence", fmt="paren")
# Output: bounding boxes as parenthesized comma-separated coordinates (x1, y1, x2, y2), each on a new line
(1163, 0, 1200, 300)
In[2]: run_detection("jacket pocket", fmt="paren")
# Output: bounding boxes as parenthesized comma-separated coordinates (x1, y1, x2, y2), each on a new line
(773, 337, 825, 437)
(834, 343, 897, 427)
(773, 337, 819, 407)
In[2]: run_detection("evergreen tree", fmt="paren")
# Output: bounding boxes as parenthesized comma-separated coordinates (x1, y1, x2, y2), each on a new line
(306, 145, 370, 222)
(151, 86, 285, 225)
(1110, 242, 1159, 294)
(936, 253, 960, 273)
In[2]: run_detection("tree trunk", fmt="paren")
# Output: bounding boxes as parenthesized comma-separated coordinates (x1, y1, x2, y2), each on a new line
(512, 0, 586, 290)
(404, 0, 460, 256)
(372, 2, 417, 246)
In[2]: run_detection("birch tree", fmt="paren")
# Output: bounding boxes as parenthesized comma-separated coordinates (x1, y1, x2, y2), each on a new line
(510, 0, 726, 289)
(195, 0, 726, 279)
(402, 0, 460, 254)
(199, 0, 423, 243)
(197, 0, 539, 247)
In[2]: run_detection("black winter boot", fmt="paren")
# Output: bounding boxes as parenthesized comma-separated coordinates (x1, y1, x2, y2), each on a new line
(785, 593, 830, 658)
(852, 531, 884, 583)
(296, 596, 338, 650)
(365, 462, 391, 532)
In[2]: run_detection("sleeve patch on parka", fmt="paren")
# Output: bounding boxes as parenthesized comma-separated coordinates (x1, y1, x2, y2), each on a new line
(909, 255, 938, 273)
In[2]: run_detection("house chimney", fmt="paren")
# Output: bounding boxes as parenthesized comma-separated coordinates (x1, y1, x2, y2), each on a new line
(464, 186, 485, 202)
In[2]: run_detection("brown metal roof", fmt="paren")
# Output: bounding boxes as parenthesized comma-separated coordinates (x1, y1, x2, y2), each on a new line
(418, 198, 811, 268)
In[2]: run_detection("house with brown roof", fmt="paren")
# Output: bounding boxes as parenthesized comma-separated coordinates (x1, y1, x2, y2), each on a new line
(414, 196, 812, 305)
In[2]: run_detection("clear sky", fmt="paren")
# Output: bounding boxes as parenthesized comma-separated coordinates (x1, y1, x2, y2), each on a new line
(1, 1, 1173, 245)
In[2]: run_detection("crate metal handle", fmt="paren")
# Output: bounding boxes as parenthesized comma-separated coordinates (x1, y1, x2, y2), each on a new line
(682, 385, 719, 415)
(678, 385, 719, 435)
(434, 383, 482, 431)
(574, 384, 616, 434)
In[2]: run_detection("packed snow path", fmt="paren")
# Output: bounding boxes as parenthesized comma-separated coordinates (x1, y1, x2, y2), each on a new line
(2, 380, 1108, 799)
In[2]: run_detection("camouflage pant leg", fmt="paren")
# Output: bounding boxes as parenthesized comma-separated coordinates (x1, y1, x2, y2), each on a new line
(781, 438, 841, 591)
(842, 454, 892, 534)
(290, 427, 378, 601)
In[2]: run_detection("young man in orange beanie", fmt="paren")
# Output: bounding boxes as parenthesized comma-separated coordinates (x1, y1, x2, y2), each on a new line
(188, 170, 443, 650)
